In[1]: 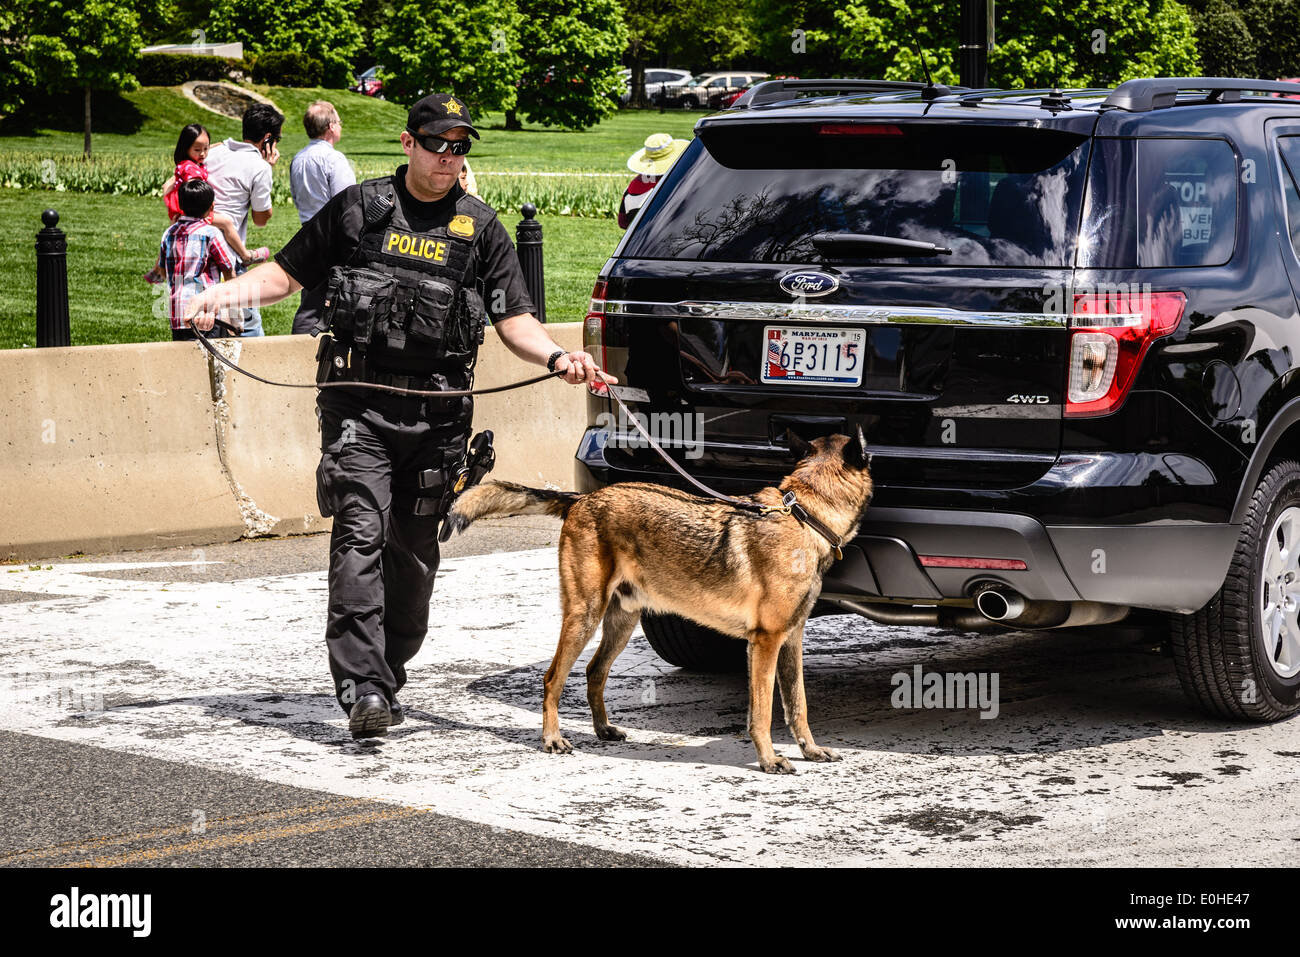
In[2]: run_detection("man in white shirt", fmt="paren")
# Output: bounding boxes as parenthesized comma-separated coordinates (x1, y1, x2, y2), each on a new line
(289, 100, 357, 334)
(205, 103, 283, 337)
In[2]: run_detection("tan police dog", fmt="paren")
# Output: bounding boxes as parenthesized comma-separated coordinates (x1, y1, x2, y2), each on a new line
(445, 428, 873, 773)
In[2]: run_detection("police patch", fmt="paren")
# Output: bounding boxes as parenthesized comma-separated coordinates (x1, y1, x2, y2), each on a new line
(449, 214, 475, 238)
(383, 228, 448, 263)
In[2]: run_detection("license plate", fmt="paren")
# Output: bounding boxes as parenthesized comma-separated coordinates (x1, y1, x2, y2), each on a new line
(761, 325, 865, 387)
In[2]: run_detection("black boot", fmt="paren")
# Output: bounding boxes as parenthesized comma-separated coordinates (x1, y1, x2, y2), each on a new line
(348, 693, 391, 739)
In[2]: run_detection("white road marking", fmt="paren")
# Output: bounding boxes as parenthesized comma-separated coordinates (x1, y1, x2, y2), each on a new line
(1, 551, 1298, 865)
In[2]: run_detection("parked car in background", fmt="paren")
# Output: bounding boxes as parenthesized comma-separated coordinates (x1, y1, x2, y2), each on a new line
(352, 66, 383, 98)
(1276, 78, 1300, 101)
(721, 75, 798, 108)
(621, 68, 694, 105)
(666, 71, 769, 109)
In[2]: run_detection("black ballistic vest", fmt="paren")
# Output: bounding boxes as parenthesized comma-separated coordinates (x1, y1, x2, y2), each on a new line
(321, 174, 490, 379)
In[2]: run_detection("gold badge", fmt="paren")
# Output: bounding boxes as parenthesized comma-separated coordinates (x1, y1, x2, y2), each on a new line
(444, 98, 464, 116)
(449, 214, 475, 238)
(454, 473, 468, 493)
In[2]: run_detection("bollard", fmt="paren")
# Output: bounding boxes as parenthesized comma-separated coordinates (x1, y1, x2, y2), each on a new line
(36, 209, 71, 347)
(516, 202, 546, 323)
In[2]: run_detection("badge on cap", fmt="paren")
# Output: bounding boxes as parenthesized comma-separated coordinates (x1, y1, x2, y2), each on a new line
(449, 214, 475, 238)
(445, 98, 464, 116)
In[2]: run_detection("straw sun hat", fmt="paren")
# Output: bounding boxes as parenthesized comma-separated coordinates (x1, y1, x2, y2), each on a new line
(627, 133, 690, 175)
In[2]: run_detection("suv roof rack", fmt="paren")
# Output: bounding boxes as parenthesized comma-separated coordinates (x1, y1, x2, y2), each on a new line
(1102, 77, 1300, 111)
(733, 78, 965, 109)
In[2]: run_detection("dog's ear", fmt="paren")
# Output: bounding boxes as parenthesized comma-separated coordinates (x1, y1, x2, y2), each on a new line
(849, 424, 871, 468)
(784, 428, 816, 460)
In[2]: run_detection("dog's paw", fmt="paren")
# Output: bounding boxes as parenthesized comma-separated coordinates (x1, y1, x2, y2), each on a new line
(759, 755, 797, 775)
(802, 745, 842, 763)
(595, 724, 627, 742)
(542, 735, 573, 754)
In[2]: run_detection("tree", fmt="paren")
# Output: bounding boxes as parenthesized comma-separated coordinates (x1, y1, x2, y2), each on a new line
(661, 0, 755, 71)
(1239, 0, 1300, 78)
(206, 0, 365, 88)
(0, 2, 36, 118)
(25, 0, 144, 157)
(374, 0, 524, 112)
(619, 0, 671, 107)
(819, 0, 1200, 88)
(749, 0, 861, 78)
(1192, 1, 1257, 77)
(513, 0, 628, 130)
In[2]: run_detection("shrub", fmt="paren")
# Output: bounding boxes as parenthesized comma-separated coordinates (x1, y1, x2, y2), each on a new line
(251, 51, 324, 88)
(136, 53, 242, 86)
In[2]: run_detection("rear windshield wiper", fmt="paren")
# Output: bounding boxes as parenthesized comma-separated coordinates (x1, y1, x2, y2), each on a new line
(811, 232, 953, 258)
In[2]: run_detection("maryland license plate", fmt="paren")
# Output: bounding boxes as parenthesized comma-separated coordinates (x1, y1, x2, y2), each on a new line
(761, 326, 865, 387)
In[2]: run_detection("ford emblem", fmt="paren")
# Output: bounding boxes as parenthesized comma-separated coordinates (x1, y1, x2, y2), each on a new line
(778, 271, 839, 298)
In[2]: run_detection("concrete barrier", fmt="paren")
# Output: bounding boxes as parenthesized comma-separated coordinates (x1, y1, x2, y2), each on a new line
(0, 322, 589, 562)
(470, 321, 585, 488)
(0, 340, 244, 561)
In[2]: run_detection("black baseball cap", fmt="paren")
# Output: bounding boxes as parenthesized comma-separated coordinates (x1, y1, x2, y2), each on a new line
(406, 93, 479, 140)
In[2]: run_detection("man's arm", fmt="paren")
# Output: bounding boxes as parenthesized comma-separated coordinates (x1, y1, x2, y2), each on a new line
(183, 262, 301, 331)
(493, 313, 616, 386)
(332, 151, 357, 195)
(250, 158, 274, 227)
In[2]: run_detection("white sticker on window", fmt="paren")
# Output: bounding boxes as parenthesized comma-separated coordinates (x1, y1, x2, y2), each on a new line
(1180, 206, 1213, 246)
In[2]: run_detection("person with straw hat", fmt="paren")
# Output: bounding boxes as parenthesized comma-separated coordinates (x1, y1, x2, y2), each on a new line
(617, 133, 689, 229)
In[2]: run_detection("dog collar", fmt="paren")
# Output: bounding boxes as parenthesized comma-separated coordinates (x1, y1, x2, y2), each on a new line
(760, 492, 844, 560)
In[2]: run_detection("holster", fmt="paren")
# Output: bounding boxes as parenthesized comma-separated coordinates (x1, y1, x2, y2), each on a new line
(411, 430, 496, 528)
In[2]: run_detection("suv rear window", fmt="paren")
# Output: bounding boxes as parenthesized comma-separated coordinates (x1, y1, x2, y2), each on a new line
(1079, 138, 1238, 268)
(620, 123, 1092, 266)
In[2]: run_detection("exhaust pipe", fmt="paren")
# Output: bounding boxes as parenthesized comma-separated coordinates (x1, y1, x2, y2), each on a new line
(829, 598, 996, 631)
(973, 587, 1025, 621)
(971, 584, 1129, 629)
(829, 589, 1130, 632)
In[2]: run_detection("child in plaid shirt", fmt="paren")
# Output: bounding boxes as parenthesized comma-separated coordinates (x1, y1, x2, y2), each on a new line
(144, 179, 237, 340)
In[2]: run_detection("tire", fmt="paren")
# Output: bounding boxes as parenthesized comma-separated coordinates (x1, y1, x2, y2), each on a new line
(1170, 459, 1300, 721)
(681, 95, 699, 110)
(640, 612, 746, 673)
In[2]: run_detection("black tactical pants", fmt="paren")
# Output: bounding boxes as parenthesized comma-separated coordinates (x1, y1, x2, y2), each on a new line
(315, 384, 472, 714)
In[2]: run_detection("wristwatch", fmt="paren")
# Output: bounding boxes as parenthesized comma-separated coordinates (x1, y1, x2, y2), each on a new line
(546, 349, 566, 372)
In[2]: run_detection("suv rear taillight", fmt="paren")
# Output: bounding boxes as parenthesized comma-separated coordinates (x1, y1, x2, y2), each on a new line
(1065, 290, 1186, 417)
(584, 279, 608, 395)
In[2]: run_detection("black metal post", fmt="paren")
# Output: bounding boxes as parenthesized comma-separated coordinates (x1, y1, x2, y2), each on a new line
(959, 0, 992, 89)
(36, 209, 70, 347)
(516, 202, 546, 323)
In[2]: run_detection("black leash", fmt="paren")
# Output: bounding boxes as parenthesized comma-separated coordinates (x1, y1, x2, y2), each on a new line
(184, 319, 843, 556)
(598, 382, 845, 558)
(185, 319, 563, 397)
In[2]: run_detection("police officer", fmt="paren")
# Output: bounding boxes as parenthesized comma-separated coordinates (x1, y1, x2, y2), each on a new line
(184, 93, 609, 739)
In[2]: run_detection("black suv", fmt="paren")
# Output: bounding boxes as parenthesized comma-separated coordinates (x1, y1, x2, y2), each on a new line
(576, 76, 1300, 724)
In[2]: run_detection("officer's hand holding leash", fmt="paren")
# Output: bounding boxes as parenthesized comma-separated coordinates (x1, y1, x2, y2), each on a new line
(552, 350, 609, 386)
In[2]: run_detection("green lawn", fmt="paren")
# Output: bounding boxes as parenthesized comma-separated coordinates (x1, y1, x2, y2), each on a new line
(0, 85, 706, 173)
(0, 188, 622, 349)
(0, 85, 696, 348)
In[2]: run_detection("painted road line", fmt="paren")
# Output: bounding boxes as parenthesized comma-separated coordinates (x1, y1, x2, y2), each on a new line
(1, 550, 1298, 866)
(57, 806, 432, 868)
(3, 797, 371, 865)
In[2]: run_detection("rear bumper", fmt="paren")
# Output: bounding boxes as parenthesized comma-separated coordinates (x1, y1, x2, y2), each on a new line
(576, 432, 1240, 614)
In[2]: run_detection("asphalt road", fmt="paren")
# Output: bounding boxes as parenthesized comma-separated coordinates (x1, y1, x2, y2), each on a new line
(1, 516, 1297, 867)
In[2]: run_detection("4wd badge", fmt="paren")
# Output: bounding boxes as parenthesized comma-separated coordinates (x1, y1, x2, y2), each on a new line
(778, 271, 839, 298)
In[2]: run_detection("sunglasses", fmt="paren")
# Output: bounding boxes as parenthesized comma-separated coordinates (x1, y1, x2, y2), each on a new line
(407, 129, 472, 155)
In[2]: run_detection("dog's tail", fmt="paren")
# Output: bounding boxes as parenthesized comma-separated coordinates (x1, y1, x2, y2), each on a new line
(444, 480, 581, 537)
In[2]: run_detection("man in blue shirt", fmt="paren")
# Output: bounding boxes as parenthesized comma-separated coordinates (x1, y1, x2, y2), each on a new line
(289, 101, 357, 334)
